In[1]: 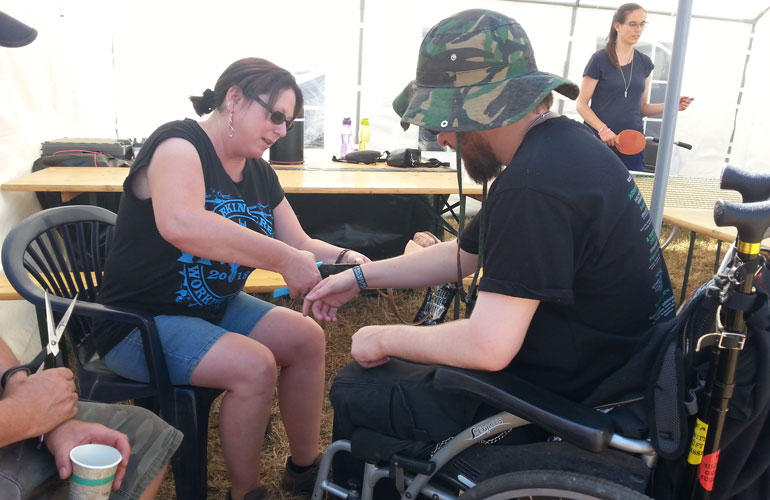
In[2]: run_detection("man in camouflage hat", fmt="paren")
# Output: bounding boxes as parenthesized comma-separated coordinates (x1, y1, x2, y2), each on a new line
(304, 8, 675, 485)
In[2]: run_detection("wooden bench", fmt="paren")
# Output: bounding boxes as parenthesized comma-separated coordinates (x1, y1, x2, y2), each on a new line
(0, 269, 288, 301)
(0, 270, 478, 301)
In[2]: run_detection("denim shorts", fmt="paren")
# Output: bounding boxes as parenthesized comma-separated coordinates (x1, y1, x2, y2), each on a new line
(0, 401, 183, 500)
(103, 292, 275, 385)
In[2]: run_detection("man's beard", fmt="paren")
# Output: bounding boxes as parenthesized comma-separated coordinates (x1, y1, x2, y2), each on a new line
(459, 132, 504, 184)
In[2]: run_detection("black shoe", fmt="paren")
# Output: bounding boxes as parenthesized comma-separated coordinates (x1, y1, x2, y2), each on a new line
(225, 485, 268, 500)
(281, 454, 323, 494)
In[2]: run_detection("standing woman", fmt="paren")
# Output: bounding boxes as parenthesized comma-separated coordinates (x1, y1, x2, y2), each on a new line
(95, 58, 368, 500)
(576, 3, 693, 171)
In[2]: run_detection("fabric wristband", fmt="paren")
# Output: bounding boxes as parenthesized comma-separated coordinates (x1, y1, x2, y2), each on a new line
(335, 248, 351, 264)
(352, 265, 367, 290)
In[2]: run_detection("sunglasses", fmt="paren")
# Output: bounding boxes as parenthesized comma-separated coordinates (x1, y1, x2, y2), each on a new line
(253, 95, 295, 130)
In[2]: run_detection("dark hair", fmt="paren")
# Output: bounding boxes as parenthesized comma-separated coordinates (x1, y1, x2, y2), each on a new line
(189, 58, 303, 119)
(604, 3, 645, 68)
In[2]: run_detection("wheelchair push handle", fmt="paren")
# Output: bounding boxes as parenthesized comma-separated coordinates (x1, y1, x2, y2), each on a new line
(713, 199, 770, 251)
(720, 165, 770, 203)
(648, 136, 692, 150)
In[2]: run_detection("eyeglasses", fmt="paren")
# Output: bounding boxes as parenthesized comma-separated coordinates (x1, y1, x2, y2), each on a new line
(625, 21, 648, 29)
(253, 96, 295, 130)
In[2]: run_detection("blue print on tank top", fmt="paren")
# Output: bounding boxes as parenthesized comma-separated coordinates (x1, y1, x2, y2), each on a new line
(175, 190, 274, 308)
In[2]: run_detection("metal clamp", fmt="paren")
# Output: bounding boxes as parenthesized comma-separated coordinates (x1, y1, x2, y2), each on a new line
(696, 331, 746, 351)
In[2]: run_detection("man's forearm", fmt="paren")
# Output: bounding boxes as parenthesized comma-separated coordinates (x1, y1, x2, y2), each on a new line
(360, 241, 475, 289)
(0, 398, 35, 447)
(0, 339, 20, 398)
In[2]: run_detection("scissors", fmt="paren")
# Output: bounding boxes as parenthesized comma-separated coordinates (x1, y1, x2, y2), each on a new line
(1, 291, 78, 388)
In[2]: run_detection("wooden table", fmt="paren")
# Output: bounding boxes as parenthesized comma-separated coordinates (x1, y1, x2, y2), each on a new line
(662, 207, 770, 302)
(1, 161, 483, 203)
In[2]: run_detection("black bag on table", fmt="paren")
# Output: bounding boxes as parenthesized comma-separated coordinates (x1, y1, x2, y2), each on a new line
(31, 150, 128, 212)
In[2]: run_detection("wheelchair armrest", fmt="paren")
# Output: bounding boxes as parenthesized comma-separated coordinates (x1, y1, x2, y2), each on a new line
(432, 367, 614, 453)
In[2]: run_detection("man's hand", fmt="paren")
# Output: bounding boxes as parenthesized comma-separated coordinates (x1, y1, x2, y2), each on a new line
(46, 419, 131, 491)
(2, 368, 78, 438)
(350, 325, 390, 368)
(302, 270, 361, 321)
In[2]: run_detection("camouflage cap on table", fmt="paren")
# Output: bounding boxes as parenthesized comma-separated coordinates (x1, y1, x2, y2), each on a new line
(393, 9, 579, 133)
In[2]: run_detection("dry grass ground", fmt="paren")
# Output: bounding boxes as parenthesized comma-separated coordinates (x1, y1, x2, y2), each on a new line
(157, 224, 724, 500)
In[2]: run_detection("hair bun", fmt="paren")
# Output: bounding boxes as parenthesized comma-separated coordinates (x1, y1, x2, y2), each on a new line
(190, 88, 218, 116)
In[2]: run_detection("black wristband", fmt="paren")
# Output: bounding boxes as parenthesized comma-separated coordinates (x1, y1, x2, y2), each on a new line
(352, 265, 368, 290)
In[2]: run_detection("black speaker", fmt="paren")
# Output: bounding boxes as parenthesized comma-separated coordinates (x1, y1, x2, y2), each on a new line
(269, 119, 304, 164)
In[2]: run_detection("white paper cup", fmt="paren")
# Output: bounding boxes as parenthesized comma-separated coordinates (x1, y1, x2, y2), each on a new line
(68, 444, 122, 500)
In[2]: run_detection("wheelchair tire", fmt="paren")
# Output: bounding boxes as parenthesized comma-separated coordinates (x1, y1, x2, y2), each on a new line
(463, 470, 651, 500)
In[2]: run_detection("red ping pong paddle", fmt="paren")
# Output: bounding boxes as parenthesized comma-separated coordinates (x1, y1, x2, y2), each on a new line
(616, 129, 646, 155)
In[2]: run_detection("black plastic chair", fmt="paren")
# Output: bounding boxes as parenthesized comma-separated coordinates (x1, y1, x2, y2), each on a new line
(1, 205, 222, 500)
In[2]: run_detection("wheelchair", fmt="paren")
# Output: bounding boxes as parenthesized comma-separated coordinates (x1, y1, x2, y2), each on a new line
(311, 165, 770, 500)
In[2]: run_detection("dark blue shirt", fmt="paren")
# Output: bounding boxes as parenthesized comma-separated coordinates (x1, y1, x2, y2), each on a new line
(583, 49, 654, 134)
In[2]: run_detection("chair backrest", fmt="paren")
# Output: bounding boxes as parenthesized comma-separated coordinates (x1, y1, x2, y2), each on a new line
(2, 205, 117, 363)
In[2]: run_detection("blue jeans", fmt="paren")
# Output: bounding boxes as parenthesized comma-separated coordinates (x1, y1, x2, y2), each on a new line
(104, 292, 275, 385)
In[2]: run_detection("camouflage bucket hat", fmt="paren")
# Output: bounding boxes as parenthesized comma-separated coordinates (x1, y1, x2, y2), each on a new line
(393, 9, 579, 133)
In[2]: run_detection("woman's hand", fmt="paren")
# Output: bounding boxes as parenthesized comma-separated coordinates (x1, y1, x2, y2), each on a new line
(599, 128, 618, 147)
(679, 96, 694, 111)
(46, 419, 131, 491)
(281, 249, 322, 299)
(337, 249, 371, 265)
(302, 270, 360, 321)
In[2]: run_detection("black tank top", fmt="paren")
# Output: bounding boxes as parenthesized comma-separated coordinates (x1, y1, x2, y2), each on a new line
(95, 119, 284, 355)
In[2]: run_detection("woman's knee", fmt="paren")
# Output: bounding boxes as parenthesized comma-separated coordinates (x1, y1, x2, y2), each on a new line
(251, 309, 326, 364)
(192, 335, 278, 392)
(298, 316, 326, 356)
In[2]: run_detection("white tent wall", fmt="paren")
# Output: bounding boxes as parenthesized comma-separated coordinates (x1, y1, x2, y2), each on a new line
(732, 11, 770, 174)
(0, 0, 119, 360)
(0, 0, 768, 358)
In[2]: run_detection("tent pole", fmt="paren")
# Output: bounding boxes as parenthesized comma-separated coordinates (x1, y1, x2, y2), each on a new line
(650, 0, 693, 235)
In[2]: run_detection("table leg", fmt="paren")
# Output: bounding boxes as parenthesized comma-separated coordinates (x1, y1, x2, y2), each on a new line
(417, 195, 457, 237)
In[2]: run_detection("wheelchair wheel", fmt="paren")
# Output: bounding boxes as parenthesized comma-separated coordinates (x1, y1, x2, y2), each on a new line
(463, 470, 651, 500)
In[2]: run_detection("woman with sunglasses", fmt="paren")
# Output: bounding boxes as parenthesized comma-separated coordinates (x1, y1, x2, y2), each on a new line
(95, 57, 368, 500)
(576, 3, 693, 171)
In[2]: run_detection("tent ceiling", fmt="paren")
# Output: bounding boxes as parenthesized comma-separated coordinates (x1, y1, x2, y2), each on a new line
(508, 0, 770, 22)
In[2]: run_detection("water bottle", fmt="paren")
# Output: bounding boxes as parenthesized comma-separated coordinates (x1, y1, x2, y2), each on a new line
(359, 117, 370, 151)
(340, 117, 352, 157)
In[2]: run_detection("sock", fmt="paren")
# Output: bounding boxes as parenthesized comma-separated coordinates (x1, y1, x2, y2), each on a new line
(288, 457, 314, 473)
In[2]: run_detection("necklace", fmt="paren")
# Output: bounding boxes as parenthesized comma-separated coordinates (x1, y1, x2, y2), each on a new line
(618, 50, 634, 98)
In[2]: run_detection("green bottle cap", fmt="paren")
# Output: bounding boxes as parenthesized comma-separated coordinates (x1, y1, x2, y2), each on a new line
(360, 118, 369, 125)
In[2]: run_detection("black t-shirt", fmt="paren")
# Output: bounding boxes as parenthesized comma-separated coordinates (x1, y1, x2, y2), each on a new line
(459, 116, 675, 401)
(95, 119, 285, 355)
(583, 49, 654, 135)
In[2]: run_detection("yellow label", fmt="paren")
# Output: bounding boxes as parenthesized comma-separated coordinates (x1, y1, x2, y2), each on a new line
(687, 419, 708, 465)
